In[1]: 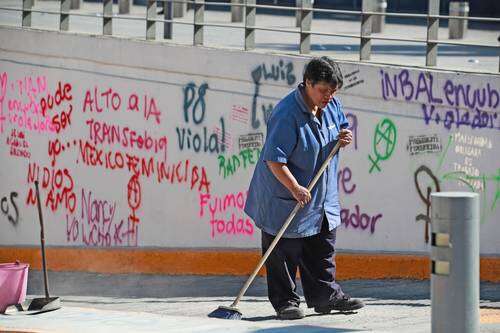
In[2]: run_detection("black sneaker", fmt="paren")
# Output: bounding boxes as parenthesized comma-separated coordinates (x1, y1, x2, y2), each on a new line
(314, 295, 365, 314)
(276, 304, 305, 320)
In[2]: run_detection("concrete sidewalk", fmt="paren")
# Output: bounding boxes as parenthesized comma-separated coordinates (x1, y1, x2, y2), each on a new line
(1, 272, 499, 332)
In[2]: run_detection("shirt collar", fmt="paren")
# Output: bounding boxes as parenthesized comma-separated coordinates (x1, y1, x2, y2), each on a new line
(294, 83, 313, 115)
(295, 84, 324, 128)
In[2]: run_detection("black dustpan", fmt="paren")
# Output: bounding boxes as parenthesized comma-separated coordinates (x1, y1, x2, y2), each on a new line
(5, 181, 61, 315)
(6, 297, 61, 315)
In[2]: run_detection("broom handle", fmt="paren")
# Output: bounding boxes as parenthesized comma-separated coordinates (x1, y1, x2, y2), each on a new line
(34, 181, 50, 299)
(231, 140, 342, 308)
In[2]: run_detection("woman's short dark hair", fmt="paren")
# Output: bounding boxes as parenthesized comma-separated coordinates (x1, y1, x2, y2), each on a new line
(302, 56, 343, 89)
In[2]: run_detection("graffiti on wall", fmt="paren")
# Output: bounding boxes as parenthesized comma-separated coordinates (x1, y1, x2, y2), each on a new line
(343, 69, 365, 91)
(368, 118, 397, 173)
(1, 49, 499, 253)
(250, 60, 296, 129)
(439, 134, 498, 223)
(10, 77, 180, 246)
(413, 132, 498, 242)
(379, 69, 500, 131)
(0, 72, 52, 135)
(218, 148, 261, 179)
(65, 188, 138, 247)
(414, 165, 441, 243)
(6, 128, 30, 158)
(177, 82, 227, 154)
(1, 191, 19, 226)
(199, 191, 254, 238)
(339, 166, 383, 234)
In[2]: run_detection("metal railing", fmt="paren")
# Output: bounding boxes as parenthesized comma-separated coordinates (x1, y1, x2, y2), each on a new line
(2, 0, 499, 72)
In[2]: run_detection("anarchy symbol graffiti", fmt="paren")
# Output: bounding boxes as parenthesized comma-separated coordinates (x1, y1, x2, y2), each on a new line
(369, 118, 397, 173)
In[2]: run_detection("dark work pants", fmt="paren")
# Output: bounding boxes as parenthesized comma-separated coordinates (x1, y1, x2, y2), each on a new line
(261, 216, 344, 311)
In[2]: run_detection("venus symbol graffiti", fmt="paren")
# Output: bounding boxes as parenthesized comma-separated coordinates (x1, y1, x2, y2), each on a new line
(368, 118, 397, 173)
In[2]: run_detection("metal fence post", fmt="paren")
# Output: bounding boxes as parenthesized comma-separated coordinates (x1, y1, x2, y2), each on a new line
(295, 0, 301, 27)
(431, 192, 479, 333)
(372, 0, 386, 33)
(299, 0, 312, 54)
(449, 1, 469, 39)
(173, 0, 186, 18)
(360, 0, 372, 60)
(103, 0, 113, 35)
(164, 0, 173, 39)
(426, 0, 440, 66)
(22, 0, 34, 27)
(193, 0, 204, 46)
(70, 0, 80, 10)
(231, 0, 244, 23)
(146, 0, 156, 40)
(244, 0, 255, 50)
(60, 0, 70, 31)
(119, 0, 130, 14)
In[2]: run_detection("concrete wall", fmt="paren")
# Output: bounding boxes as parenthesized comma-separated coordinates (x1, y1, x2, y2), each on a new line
(0, 27, 499, 259)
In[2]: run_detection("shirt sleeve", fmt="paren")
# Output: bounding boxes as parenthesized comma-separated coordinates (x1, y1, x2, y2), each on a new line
(336, 98, 350, 129)
(261, 110, 298, 164)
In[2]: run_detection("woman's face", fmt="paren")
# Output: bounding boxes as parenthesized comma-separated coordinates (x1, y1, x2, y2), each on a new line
(305, 80, 338, 109)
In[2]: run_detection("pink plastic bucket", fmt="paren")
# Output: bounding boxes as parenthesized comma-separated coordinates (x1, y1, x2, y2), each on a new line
(0, 262, 29, 314)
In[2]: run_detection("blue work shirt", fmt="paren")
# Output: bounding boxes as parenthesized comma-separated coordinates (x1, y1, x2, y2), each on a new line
(244, 83, 349, 238)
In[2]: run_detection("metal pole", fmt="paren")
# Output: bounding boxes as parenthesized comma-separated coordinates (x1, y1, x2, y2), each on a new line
(22, 0, 34, 27)
(70, 0, 80, 10)
(119, 0, 130, 15)
(244, 0, 255, 50)
(193, 0, 205, 46)
(60, 0, 70, 31)
(360, 0, 373, 60)
(231, 0, 244, 23)
(426, 0, 440, 66)
(164, 0, 173, 39)
(372, 0, 386, 33)
(146, 0, 156, 40)
(34, 181, 50, 299)
(173, 0, 186, 18)
(299, 0, 312, 54)
(448, 1, 469, 39)
(431, 192, 479, 333)
(295, 0, 301, 27)
(103, 0, 113, 35)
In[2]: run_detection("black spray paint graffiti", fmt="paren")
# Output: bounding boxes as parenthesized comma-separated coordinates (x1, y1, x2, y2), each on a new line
(414, 165, 441, 243)
(176, 82, 226, 154)
(250, 60, 296, 129)
(1, 192, 19, 225)
(343, 70, 365, 91)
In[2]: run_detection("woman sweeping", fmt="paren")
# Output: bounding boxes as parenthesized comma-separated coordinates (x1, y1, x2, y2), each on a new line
(244, 56, 364, 320)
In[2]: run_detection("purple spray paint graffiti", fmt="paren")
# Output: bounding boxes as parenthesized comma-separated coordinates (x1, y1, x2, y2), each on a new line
(379, 69, 499, 131)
